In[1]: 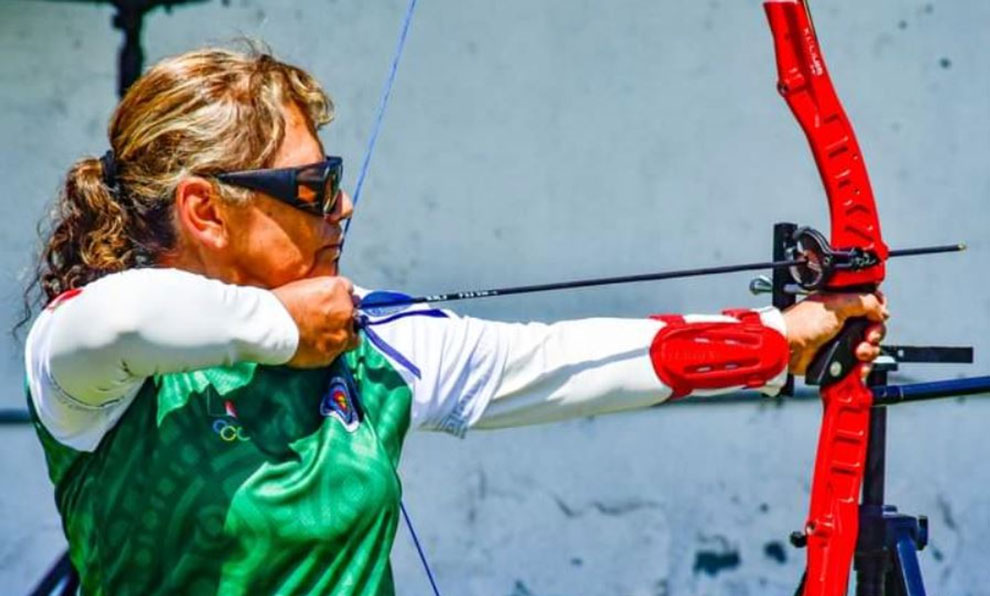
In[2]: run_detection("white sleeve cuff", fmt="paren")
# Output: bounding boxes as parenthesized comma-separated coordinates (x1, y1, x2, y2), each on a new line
(755, 306, 790, 396)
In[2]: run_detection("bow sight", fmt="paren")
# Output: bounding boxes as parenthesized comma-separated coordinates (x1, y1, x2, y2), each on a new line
(786, 227, 883, 292)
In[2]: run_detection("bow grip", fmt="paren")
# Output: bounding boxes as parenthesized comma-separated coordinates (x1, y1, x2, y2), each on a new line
(805, 318, 871, 388)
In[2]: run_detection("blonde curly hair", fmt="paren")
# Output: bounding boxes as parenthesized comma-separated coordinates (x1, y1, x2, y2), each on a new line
(33, 44, 333, 304)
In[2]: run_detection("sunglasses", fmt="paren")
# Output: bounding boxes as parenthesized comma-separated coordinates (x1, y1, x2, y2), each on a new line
(216, 155, 343, 216)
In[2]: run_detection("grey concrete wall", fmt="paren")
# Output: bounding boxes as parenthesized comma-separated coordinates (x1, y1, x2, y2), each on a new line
(1, 0, 988, 594)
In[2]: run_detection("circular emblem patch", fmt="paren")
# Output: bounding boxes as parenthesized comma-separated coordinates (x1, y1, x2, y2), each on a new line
(320, 376, 360, 432)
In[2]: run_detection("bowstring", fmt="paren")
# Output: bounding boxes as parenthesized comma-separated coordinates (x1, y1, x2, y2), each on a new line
(340, 0, 420, 253)
(401, 501, 442, 596)
(802, 0, 818, 40)
(336, 1, 440, 594)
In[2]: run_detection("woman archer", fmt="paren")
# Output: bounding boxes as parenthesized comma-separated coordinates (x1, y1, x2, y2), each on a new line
(23, 47, 887, 595)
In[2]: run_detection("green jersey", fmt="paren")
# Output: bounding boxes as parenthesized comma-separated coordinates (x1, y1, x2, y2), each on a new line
(32, 340, 412, 595)
(27, 269, 766, 595)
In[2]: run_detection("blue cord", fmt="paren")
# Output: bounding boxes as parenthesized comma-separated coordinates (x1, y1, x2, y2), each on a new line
(401, 500, 442, 596)
(342, 0, 420, 247)
(338, 1, 439, 592)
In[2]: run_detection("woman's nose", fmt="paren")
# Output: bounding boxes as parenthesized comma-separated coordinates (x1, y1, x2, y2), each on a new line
(325, 190, 353, 223)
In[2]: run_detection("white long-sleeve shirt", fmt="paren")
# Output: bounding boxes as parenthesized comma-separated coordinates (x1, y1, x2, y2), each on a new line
(25, 268, 788, 451)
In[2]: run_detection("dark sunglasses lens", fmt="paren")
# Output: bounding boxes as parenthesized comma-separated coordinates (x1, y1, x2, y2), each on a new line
(322, 162, 342, 214)
(293, 159, 342, 215)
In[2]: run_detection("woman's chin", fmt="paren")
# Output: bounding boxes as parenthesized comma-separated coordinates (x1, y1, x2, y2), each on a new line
(310, 256, 339, 278)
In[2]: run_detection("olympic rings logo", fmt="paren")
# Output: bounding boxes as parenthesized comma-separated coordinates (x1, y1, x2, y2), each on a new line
(212, 418, 249, 442)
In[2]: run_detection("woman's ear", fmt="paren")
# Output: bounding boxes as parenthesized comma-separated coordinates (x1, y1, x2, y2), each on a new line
(173, 177, 231, 251)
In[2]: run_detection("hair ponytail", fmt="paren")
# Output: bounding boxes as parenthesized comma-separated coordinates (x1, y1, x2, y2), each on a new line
(42, 156, 134, 299)
(13, 156, 134, 338)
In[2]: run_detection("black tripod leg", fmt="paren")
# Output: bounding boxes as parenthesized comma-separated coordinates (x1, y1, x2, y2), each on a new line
(891, 530, 927, 596)
(29, 550, 73, 596)
(793, 570, 806, 596)
(58, 566, 79, 596)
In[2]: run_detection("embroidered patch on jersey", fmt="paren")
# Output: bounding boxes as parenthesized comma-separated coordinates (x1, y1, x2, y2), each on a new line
(212, 418, 250, 442)
(206, 395, 249, 442)
(320, 376, 360, 432)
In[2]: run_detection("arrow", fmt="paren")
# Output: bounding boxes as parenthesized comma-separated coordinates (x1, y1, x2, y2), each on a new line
(359, 242, 963, 311)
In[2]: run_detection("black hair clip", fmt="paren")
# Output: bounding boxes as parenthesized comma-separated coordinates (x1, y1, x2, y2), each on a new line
(99, 150, 119, 190)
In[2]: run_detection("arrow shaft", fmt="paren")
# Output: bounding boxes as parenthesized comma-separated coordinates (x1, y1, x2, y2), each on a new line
(360, 242, 963, 310)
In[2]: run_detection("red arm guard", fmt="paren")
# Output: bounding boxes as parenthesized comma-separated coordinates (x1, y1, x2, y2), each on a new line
(649, 310, 789, 400)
